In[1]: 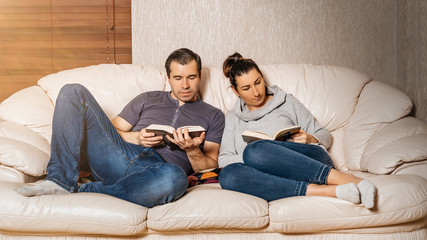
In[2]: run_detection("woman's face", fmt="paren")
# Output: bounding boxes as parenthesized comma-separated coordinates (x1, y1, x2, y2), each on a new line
(233, 68, 269, 111)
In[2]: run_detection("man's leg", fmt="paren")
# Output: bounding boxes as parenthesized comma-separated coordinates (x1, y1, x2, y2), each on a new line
(18, 84, 140, 195)
(79, 153, 188, 208)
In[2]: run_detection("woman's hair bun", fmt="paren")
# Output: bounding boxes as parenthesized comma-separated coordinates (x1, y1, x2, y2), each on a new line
(223, 52, 243, 78)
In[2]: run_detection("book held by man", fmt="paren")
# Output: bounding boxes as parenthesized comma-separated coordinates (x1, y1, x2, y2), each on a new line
(242, 126, 301, 143)
(146, 124, 206, 138)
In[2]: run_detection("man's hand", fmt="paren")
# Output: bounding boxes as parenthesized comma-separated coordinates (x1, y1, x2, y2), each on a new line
(112, 116, 164, 147)
(166, 128, 218, 173)
(139, 129, 164, 147)
(166, 128, 205, 151)
(291, 129, 319, 144)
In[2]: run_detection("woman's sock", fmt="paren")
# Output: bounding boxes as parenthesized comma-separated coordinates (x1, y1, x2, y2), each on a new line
(17, 180, 69, 197)
(357, 179, 376, 209)
(336, 183, 360, 204)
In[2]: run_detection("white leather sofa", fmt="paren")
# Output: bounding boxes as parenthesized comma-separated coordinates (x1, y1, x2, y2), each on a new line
(0, 63, 426, 239)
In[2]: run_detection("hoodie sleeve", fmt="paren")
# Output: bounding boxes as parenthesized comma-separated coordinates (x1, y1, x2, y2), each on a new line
(288, 95, 332, 149)
(218, 112, 243, 167)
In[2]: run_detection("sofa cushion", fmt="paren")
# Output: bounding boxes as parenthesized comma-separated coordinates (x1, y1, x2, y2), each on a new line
(0, 86, 54, 142)
(0, 181, 148, 235)
(147, 183, 269, 231)
(269, 174, 427, 233)
(259, 64, 370, 132)
(361, 117, 427, 175)
(0, 122, 50, 177)
(38, 64, 166, 119)
(344, 81, 413, 170)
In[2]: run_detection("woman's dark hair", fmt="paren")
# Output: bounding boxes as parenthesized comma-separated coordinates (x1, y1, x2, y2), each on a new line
(223, 52, 263, 89)
(165, 48, 202, 78)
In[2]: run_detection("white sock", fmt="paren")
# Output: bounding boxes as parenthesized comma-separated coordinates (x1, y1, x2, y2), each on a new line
(357, 179, 376, 209)
(336, 183, 360, 204)
(17, 180, 69, 197)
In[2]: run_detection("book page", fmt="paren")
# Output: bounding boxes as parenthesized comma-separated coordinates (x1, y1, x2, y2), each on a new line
(242, 130, 273, 143)
(273, 126, 300, 141)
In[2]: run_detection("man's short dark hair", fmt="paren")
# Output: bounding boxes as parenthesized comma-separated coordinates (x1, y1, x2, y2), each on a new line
(165, 48, 202, 78)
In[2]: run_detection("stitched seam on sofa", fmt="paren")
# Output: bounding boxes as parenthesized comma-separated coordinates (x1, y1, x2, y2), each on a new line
(269, 201, 427, 224)
(0, 214, 147, 228)
(147, 216, 269, 222)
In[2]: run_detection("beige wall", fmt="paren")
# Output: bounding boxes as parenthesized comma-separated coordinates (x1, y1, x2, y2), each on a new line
(396, 0, 427, 123)
(132, 0, 426, 123)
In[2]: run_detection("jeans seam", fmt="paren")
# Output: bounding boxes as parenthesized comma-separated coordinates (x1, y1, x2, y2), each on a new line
(81, 99, 133, 163)
(241, 164, 306, 197)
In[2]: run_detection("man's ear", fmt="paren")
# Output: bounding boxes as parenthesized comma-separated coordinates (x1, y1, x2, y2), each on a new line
(231, 86, 240, 97)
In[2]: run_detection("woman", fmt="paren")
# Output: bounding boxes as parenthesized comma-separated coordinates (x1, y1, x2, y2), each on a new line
(218, 53, 376, 208)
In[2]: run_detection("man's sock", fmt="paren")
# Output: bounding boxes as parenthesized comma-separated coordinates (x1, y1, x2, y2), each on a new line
(357, 179, 376, 209)
(336, 183, 360, 204)
(17, 180, 70, 197)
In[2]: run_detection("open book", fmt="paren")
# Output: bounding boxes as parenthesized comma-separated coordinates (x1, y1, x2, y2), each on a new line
(146, 124, 206, 138)
(242, 126, 301, 143)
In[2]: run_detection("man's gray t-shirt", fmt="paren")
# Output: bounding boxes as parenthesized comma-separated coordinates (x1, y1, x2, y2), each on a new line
(118, 91, 225, 175)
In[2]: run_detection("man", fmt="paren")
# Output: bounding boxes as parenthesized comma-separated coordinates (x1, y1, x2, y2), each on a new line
(17, 48, 225, 208)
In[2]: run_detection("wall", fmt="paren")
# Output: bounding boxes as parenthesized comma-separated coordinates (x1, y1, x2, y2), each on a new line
(396, 0, 427, 123)
(132, 0, 426, 123)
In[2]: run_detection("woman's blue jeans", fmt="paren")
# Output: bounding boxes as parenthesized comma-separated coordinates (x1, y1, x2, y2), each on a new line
(45, 84, 188, 208)
(219, 140, 334, 202)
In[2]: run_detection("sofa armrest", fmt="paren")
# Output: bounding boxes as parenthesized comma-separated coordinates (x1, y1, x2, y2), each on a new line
(360, 117, 427, 175)
(0, 86, 54, 142)
(0, 121, 50, 178)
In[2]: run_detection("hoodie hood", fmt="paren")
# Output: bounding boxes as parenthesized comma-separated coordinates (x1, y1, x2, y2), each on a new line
(233, 85, 287, 122)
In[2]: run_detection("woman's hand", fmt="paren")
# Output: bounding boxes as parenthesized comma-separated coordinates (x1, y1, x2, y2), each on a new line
(291, 129, 319, 144)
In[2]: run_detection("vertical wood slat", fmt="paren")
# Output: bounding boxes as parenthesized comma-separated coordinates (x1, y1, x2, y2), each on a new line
(0, 0, 131, 102)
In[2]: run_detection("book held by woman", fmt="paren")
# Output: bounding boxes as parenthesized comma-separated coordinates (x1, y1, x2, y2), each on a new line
(242, 126, 301, 143)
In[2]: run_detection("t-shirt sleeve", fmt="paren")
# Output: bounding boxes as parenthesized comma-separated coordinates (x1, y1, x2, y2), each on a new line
(204, 109, 225, 144)
(117, 93, 146, 127)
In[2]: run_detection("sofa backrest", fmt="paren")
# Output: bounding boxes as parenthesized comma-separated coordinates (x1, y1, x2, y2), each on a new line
(0, 63, 414, 174)
(38, 64, 167, 119)
(199, 64, 413, 171)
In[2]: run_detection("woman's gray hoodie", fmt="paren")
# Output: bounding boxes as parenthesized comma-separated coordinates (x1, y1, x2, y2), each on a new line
(218, 85, 332, 167)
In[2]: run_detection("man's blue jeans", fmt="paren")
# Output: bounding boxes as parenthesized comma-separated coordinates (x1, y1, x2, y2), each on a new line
(45, 84, 188, 208)
(219, 140, 334, 202)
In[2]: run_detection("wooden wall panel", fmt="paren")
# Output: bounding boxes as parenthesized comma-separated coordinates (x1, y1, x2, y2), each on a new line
(0, 0, 131, 102)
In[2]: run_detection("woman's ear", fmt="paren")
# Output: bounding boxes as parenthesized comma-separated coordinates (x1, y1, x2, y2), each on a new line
(231, 86, 240, 97)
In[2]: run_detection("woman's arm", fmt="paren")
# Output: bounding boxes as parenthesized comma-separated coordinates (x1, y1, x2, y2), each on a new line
(288, 95, 332, 148)
(218, 113, 242, 167)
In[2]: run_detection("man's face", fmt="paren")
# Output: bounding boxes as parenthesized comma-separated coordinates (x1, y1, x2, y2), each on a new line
(168, 60, 201, 105)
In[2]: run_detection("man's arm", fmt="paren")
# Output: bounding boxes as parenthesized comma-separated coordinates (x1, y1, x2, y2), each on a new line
(111, 116, 163, 147)
(167, 129, 219, 173)
(186, 140, 220, 173)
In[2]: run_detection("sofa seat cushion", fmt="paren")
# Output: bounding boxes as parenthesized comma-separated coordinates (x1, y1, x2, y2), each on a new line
(147, 183, 269, 231)
(0, 181, 148, 235)
(269, 174, 427, 233)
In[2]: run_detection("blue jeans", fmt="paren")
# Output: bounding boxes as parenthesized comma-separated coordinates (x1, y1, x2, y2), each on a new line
(45, 84, 188, 208)
(219, 140, 334, 202)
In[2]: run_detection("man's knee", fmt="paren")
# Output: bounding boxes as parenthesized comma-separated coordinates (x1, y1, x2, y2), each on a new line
(156, 164, 188, 203)
(57, 84, 89, 101)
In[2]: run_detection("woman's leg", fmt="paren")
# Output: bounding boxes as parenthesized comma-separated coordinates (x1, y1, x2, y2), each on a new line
(243, 140, 376, 207)
(219, 163, 308, 202)
(243, 140, 333, 184)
